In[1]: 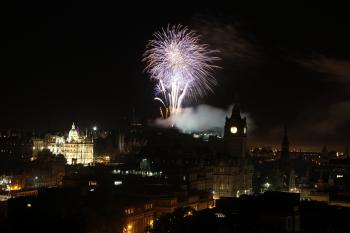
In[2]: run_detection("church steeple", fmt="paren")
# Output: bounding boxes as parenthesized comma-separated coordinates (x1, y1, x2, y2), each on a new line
(280, 124, 292, 191)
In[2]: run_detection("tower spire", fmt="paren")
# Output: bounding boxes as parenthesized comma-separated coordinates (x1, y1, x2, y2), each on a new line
(231, 104, 241, 119)
(231, 94, 241, 118)
(281, 123, 291, 191)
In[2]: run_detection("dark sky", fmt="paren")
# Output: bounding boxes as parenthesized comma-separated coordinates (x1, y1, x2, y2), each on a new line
(3, 2, 350, 150)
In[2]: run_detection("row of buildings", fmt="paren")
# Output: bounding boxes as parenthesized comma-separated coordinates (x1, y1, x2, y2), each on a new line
(27, 104, 255, 199)
(0, 104, 256, 233)
(3, 103, 350, 232)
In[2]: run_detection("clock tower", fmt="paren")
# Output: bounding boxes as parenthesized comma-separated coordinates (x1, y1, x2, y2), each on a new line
(224, 104, 247, 157)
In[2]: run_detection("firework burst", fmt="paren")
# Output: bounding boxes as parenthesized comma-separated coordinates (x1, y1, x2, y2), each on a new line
(143, 25, 220, 117)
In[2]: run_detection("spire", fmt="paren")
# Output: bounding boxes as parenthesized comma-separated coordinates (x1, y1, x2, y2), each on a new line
(231, 103, 241, 119)
(72, 122, 76, 130)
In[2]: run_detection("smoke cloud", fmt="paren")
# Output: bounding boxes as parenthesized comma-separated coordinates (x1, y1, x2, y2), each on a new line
(298, 55, 350, 85)
(191, 14, 259, 64)
(155, 104, 253, 136)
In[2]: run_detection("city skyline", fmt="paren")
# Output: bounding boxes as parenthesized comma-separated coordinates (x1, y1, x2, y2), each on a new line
(2, 4, 350, 232)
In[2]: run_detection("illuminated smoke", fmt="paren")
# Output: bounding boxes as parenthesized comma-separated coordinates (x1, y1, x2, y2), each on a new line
(156, 104, 253, 136)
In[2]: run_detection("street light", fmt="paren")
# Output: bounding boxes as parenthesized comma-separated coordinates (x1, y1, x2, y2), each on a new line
(264, 182, 271, 189)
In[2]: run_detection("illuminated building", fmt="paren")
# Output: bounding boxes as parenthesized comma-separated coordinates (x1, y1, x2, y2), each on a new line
(124, 201, 154, 233)
(212, 160, 253, 198)
(32, 138, 45, 158)
(33, 123, 94, 165)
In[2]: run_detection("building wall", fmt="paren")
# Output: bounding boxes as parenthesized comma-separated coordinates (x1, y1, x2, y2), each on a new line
(57, 142, 94, 165)
(46, 141, 93, 165)
(124, 204, 154, 233)
(212, 163, 253, 198)
(32, 139, 44, 158)
(225, 137, 247, 158)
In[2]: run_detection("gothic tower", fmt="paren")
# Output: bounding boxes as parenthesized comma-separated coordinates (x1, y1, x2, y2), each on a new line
(224, 104, 247, 157)
(281, 124, 293, 191)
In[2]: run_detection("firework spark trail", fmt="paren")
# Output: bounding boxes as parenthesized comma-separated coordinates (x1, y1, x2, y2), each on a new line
(143, 25, 220, 118)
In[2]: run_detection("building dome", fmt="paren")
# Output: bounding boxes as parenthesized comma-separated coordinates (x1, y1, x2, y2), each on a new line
(68, 122, 80, 142)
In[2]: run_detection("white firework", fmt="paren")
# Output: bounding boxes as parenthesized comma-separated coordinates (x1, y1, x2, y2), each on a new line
(143, 25, 219, 117)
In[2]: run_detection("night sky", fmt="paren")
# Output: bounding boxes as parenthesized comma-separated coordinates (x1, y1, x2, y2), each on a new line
(3, 2, 350, 150)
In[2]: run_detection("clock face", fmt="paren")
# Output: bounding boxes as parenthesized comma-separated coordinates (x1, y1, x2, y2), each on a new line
(244, 127, 247, 134)
(230, 126, 238, 134)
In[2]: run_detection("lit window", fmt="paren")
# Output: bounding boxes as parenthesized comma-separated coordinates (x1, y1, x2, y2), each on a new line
(88, 180, 97, 186)
(145, 203, 153, 210)
(215, 212, 226, 218)
(114, 181, 122, 186)
(125, 208, 134, 215)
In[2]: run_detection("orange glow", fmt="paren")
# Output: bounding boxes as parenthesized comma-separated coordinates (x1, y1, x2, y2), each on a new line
(9, 184, 21, 191)
(184, 210, 193, 217)
(94, 155, 111, 164)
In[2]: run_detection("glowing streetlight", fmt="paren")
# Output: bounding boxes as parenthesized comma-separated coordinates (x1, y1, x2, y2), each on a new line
(264, 182, 271, 189)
